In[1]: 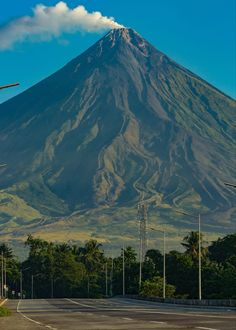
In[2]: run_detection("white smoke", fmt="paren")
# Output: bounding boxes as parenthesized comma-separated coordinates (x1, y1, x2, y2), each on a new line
(0, 1, 124, 50)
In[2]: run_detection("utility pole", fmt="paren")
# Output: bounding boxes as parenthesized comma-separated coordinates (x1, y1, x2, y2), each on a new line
(20, 270, 22, 299)
(122, 244, 125, 296)
(138, 202, 148, 288)
(4, 257, 7, 298)
(31, 273, 41, 299)
(51, 278, 54, 299)
(0, 83, 19, 90)
(198, 214, 202, 301)
(1, 252, 3, 298)
(105, 262, 108, 297)
(110, 257, 113, 297)
(20, 267, 30, 299)
(175, 210, 202, 300)
(163, 230, 166, 299)
(31, 275, 34, 299)
(150, 227, 166, 299)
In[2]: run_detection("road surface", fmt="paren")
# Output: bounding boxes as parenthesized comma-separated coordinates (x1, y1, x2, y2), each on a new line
(0, 298, 235, 330)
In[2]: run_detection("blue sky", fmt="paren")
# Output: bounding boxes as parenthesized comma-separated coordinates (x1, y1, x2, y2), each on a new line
(0, 0, 235, 103)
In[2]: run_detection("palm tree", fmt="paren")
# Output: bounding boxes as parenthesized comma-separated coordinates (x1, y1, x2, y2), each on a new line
(181, 231, 207, 260)
(0, 243, 13, 258)
(78, 240, 104, 297)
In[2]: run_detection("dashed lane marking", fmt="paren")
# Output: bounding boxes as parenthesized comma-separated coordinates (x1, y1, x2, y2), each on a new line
(196, 327, 219, 330)
(150, 321, 167, 324)
(65, 298, 235, 320)
(65, 298, 99, 310)
(122, 317, 133, 321)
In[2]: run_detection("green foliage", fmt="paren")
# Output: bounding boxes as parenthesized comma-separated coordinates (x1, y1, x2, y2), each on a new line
(208, 234, 236, 264)
(1, 231, 236, 299)
(181, 231, 208, 261)
(113, 246, 139, 295)
(143, 249, 163, 279)
(0, 306, 11, 317)
(140, 276, 176, 298)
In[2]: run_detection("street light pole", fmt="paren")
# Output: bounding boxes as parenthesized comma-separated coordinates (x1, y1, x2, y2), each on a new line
(163, 230, 166, 299)
(51, 278, 54, 299)
(110, 257, 113, 297)
(20, 267, 30, 299)
(122, 244, 125, 296)
(0, 83, 19, 90)
(31, 275, 34, 299)
(139, 237, 142, 289)
(105, 262, 108, 297)
(4, 257, 7, 298)
(198, 214, 202, 301)
(175, 210, 202, 300)
(150, 227, 166, 299)
(20, 270, 22, 299)
(1, 252, 3, 298)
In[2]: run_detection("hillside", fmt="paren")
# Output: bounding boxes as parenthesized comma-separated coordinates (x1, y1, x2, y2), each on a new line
(0, 28, 235, 250)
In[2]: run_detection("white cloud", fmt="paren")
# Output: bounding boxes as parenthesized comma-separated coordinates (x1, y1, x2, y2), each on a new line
(0, 1, 124, 50)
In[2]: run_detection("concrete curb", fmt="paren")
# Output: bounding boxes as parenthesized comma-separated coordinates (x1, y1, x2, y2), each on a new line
(0, 298, 8, 306)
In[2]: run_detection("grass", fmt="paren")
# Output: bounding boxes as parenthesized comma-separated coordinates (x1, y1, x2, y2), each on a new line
(0, 306, 11, 317)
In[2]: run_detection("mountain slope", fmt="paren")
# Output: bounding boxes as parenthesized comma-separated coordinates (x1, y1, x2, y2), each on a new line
(0, 28, 235, 244)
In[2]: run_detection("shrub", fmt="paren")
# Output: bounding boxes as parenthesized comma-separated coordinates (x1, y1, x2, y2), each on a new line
(140, 276, 176, 298)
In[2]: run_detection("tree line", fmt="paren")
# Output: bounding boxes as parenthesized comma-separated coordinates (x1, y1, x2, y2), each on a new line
(0, 232, 235, 299)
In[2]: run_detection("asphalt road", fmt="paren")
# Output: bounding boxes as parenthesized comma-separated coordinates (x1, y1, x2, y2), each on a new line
(0, 298, 235, 330)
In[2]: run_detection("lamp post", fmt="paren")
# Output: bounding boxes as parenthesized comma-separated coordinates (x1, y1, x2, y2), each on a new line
(110, 257, 113, 297)
(51, 278, 54, 299)
(105, 262, 108, 297)
(4, 257, 7, 298)
(31, 273, 41, 299)
(176, 210, 202, 300)
(122, 244, 125, 296)
(1, 252, 3, 298)
(0, 83, 19, 90)
(20, 267, 30, 299)
(150, 227, 166, 299)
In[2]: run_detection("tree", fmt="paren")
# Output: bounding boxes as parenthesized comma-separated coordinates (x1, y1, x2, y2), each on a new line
(113, 246, 139, 295)
(77, 240, 105, 297)
(0, 243, 14, 258)
(181, 231, 207, 261)
(140, 276, 175, 298)
(208, 234, 236, 265)
(0, 243, 20, 298)
(143, 249, 162, 279)
(166, 250, 196, 298)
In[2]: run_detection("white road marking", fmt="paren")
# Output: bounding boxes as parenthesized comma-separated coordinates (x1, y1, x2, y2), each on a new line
(66, 298, 235, 320)
(17, 300, 58, 330)
(150, 321, 167, 324)
(139, 309, 235, 319)
(65, 298, 99, 310)
(122, 317, 133, 320)
(196, 327, 219, 330)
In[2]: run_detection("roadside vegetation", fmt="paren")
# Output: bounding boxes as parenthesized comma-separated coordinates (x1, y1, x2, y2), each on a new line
(0, 306, 11, 317)
(0, 232, 235, 299)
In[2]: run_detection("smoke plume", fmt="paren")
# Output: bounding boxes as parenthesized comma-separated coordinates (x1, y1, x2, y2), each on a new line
(0, 1, 124, 50)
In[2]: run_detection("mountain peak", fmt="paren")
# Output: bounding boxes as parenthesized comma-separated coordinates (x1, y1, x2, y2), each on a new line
(105, 27, 143, 46)
(99, 27, 153, 57)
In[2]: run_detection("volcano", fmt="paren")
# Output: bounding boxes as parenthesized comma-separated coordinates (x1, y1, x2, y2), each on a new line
(0, 28, 235, 245)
